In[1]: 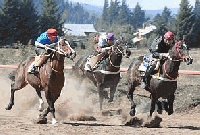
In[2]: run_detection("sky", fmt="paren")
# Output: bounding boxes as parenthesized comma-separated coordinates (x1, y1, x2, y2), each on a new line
(70, 0, 196, 10)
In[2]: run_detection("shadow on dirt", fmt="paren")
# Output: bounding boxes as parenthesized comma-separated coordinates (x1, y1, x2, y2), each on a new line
(168, 126, 200, 130)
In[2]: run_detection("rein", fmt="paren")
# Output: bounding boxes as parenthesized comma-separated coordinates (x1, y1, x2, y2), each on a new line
(108, 47, 122, 68)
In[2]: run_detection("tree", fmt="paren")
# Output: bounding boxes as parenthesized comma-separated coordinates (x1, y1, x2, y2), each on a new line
(153, 7, 174, 36)
(131, 2, 145, 29)
(17, 0, 39, 44)
(118, 0, 130, 25)
(175, 0, 194, 40)
(189, 0, 200, 47)
(39, 0, 62, 35)
(102, 0, 109, 24)
(153, 13, 167, 36)
(0, 0, 20, 44)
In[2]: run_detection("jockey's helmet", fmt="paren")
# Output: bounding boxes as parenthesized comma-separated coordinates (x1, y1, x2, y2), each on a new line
(47, 28, 58, 37)
(107, 33, 114, 41)
(164, 31, 174, 40)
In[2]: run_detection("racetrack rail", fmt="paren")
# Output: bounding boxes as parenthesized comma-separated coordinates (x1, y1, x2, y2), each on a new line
(0, 65, 199, 75)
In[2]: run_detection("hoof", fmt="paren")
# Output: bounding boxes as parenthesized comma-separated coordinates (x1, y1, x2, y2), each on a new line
(129, 109, 135, 116)
(5, 105, 12, 110)
(34, 117, 47, 124)
(157, 109, 162, 114)
(163, 101, 169, 112)
(39, 108, 43, 112)
(168, 110, 173, 115)
(108, 99, 113, 102)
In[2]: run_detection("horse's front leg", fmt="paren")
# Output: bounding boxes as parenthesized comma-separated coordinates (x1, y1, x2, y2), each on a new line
(36, 89, 44, 112)
(108, 85, 117, 102)
(127, 84, 136, 116)
(167, 94, 175, 115)
(156, 100, 163, 114)
(150, 94, 157, 117)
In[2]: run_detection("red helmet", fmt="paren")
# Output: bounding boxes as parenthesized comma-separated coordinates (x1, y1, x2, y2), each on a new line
(164, 31, 174, 40)
(47, 28, 58, 37)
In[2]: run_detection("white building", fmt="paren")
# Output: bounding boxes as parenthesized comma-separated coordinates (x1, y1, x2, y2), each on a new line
(63, 24, 97, 37)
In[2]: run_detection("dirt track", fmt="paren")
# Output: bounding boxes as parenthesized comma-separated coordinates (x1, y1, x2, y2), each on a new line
(0, 70, 200, 135)
(1, 48, 200, 134)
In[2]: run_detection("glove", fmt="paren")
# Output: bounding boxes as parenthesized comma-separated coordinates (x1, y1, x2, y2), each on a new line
(159, 53, 169, 59)
(104, 47, 111, 50)
(44, 44, 49, 51)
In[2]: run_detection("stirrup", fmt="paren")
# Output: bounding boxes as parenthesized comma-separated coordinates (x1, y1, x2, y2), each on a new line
(85, 64, 92, 71)
(29, 66, 39, 74)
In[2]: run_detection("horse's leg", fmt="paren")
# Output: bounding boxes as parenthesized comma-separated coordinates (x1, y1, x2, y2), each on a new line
(6, 80, 27, 110)
(167, 94, 175, 115)
(150, 94, 157, 116)
(108, 85, 116, 102)
(97, 84, 104, 111)
(36, 89, 44, 112)
(127, 84, 136, 116)
(156, 100, 163, 114)
(44, 90, 57, 125)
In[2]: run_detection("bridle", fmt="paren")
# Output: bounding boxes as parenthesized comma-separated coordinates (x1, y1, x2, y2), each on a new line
(49, 39, 75, 73)
(108, 45, 123, 68)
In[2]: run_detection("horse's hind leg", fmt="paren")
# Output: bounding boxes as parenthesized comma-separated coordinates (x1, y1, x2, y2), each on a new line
(97, 84, 104, 111)
(167, 94, 175, 115)
(6, 80, 27, 110)
(127, 84, 136, 116)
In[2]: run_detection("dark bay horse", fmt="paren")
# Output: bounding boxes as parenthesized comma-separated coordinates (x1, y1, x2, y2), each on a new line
(5, 38, 76, 124)
(127, 40, 193, 117)
(73, 43, 131, 111)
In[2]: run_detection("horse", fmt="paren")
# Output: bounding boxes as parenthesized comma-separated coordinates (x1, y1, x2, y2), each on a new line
(127, 40, 193, 117)
(5, 38, 76, 124)
(72, 43, 131, 111)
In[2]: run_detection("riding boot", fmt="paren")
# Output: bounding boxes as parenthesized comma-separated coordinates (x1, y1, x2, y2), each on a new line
(143, 65, 156, 89)
(30, 55, 50, 73)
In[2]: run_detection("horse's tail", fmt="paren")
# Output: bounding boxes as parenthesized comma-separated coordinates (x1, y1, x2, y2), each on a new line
(8, 56, 34, 81)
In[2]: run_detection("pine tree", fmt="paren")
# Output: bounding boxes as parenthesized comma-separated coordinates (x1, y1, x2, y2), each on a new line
(131, 2, 145, 29)
(153, 13, 167, 36)
(39, 0, 62, 35)
(118, 0, 130, 25)
(175, 0, 194, 40)
(161, 6, 173, 30)
(102, 0, 109, 24)
(0, 0, 20, 44)
(189, 0, 200, 47)
(17, 0, 39, 44)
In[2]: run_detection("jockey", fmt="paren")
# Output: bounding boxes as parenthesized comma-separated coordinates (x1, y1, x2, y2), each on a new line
(29, 28, 59, 73)
(141, 31, 175, 89)
(85, 32, 117, 71)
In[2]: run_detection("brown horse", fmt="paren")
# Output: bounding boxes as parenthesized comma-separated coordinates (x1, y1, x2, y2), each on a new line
(72, 44, 131, 111)
(5, 38, 76, 124)
(127, 40, 193, 117)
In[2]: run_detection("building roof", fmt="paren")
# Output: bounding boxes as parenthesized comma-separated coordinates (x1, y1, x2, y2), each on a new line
(63, 24, 97, 36)
(133, 24, 156, 36)
(133, 24, 156, 43)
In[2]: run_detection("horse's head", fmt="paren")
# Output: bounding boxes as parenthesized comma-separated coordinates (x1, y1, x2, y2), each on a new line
(170, 40, 193, 65)
(56, 38, 76, 60)
(113, 40, 131, 58)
